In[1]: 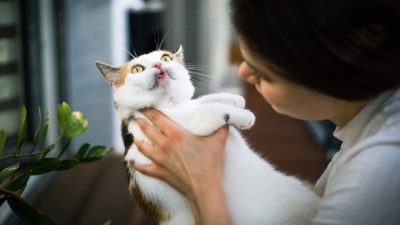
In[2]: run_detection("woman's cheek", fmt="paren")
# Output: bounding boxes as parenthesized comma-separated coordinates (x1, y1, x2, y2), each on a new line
(258, 81, 287, 111)
(256, 81, 273, 104)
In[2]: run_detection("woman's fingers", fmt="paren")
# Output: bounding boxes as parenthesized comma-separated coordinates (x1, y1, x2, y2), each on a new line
(134, 141, 165, 178)
(136, 118, 166, 148)
(134, 163, 164, 179)
(214, 125, 229, 140)
(141, 108, 183, 137)
(135, 140, 162, 164)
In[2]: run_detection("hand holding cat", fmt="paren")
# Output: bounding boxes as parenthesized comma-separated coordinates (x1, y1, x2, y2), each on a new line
(134, 108, 229, 199)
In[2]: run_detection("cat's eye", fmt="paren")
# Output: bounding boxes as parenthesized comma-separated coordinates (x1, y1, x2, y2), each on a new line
(132, 65, 145, 74)
(161, 54, 173, 62)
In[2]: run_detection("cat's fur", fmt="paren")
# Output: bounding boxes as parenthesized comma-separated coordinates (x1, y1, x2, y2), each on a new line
(96, 46, 319, 225)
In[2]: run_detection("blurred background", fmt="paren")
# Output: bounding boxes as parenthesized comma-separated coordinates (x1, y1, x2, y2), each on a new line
(0, 0, 340, 224)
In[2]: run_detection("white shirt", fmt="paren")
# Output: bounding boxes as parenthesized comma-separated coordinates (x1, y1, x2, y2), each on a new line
(312, 88, 400, 225)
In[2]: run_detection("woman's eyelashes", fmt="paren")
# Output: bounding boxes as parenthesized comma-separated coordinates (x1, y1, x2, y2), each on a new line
(251, 68, 273, 83)
(259, 74, 274, 82)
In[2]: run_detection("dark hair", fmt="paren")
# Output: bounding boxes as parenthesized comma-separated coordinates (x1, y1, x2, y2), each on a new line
(230, 0, 400, 101)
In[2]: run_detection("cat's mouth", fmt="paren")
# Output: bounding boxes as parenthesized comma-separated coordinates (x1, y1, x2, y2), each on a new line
(157, 71, 168, 80)
(151, 70, 175, 89)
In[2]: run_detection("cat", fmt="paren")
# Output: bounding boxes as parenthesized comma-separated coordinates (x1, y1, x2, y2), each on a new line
(95, 46, 320, 225)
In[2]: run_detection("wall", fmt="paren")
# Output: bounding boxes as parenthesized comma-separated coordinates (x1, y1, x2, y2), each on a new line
(64, 0, 115, 150)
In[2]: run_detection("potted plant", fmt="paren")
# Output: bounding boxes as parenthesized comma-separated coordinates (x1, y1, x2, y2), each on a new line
(0, 102, 113, 225)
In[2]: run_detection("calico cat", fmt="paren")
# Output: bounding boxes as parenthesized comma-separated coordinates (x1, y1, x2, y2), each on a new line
(96, 46, 319, 225)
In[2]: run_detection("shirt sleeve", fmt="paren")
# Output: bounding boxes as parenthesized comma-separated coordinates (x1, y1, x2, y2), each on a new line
(311, 145, 400, 225)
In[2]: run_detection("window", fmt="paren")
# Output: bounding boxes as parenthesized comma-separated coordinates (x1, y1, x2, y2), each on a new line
(0, 0, 24, 147)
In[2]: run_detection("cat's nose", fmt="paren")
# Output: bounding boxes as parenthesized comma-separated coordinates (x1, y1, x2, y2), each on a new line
(152, 63, 162, 69)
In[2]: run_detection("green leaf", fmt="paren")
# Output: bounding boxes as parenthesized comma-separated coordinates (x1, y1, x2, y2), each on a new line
(0, 129, 6, 155)
(102, 220, 112, 225)
(30, 107, 42, 153)
(14, 184, 28, 196)
(0, 163, 19, 184)
(4, 191, 61, 225)
(0, 197, 6, 207)
(41, 110, 50, 148)
(38, 212, 60, 225)
(16, 106, 27, 153)
(7, 196, 42, 225)
(75, 143, 90, 159)
(79, 146, 113, 162)
(57, 102, 88, 138)
(55, 159, 78, 171)
(6, 171, 32, 192)
(40, 144, 56, 158)
(87, 146, 113, 158)
(57, 103, 70, 136)
(29, 158, 61, 175)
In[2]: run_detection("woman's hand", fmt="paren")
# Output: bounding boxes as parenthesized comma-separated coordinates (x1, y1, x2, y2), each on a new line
(134, 108, 229, 200)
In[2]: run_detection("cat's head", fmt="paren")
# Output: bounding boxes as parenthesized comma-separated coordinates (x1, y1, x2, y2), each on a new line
(96, 46, 194, 112)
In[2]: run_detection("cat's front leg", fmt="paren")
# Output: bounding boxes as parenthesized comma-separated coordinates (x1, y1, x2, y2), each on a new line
(194, 93, 245, 109)
(186, 103, 255, 136)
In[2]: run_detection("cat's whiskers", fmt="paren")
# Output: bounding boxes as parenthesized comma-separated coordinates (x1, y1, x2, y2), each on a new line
(189, 72, 212, 79)
(152, 27, 170, 50)
(159, 30, 170, 50)
(186, 67, 212, 72)
(190, 80, 210, 88)
(189, 72, 213, 87)
(126, 50, 136, 59)
(185, 64, 212, 68)
(128, 39, 138, 58)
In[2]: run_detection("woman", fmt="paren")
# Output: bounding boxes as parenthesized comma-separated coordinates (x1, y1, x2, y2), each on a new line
(134, 0, 400, 224)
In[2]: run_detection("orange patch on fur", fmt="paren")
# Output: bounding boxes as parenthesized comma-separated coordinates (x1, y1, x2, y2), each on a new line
(130, 181, 171, 224)
(115, 62, 133, 88)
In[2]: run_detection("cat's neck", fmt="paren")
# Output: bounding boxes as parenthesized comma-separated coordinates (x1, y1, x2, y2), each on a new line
(113, 77, 194, 119)
(115, 92, 191, 119)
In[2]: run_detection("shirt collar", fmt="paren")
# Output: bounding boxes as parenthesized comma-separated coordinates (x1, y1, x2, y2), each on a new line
(333, 89, 399, 148)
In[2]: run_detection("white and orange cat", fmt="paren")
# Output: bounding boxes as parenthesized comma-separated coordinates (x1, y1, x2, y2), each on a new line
(96, 46, 319, 225)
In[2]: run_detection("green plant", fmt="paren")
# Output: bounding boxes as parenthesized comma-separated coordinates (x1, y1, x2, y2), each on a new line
(0, 102, 113, 225)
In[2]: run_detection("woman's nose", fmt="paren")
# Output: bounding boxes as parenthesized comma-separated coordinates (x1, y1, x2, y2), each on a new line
(238, 62, 259, 85)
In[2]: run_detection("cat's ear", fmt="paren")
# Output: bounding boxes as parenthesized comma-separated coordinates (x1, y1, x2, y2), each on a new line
(95, 61, 120, 86)
(173, 45, 184, 62)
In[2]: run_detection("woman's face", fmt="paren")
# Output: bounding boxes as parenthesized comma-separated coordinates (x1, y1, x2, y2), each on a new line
(238, 38, 339, 121)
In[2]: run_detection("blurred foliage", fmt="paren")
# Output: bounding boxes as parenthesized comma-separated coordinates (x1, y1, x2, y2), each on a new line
(0, 102, 113, 225)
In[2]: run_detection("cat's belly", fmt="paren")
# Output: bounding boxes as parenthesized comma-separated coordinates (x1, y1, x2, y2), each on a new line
(122, 113, 319, 225)
(222, 129, 319, 225)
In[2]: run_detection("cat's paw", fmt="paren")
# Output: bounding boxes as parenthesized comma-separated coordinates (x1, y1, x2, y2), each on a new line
(196, 93, 246, 108)
(228, 95, 245, 109)
(224, 109, 255, 130)
(188, 114, 227, 136)
(220, 94, 245, 108)
(186, 105, 256, 135)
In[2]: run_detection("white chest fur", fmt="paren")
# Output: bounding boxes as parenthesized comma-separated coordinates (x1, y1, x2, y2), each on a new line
(123, 93, 319, 225)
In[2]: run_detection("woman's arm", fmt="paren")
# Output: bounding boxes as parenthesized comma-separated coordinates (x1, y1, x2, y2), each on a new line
(134, 109, 232, 225)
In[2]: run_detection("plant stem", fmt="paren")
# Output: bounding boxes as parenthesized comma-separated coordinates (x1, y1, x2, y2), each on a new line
(0, 187, 31, 205)
(0, 152, 42, 161)
(57, 138, 71, 158)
